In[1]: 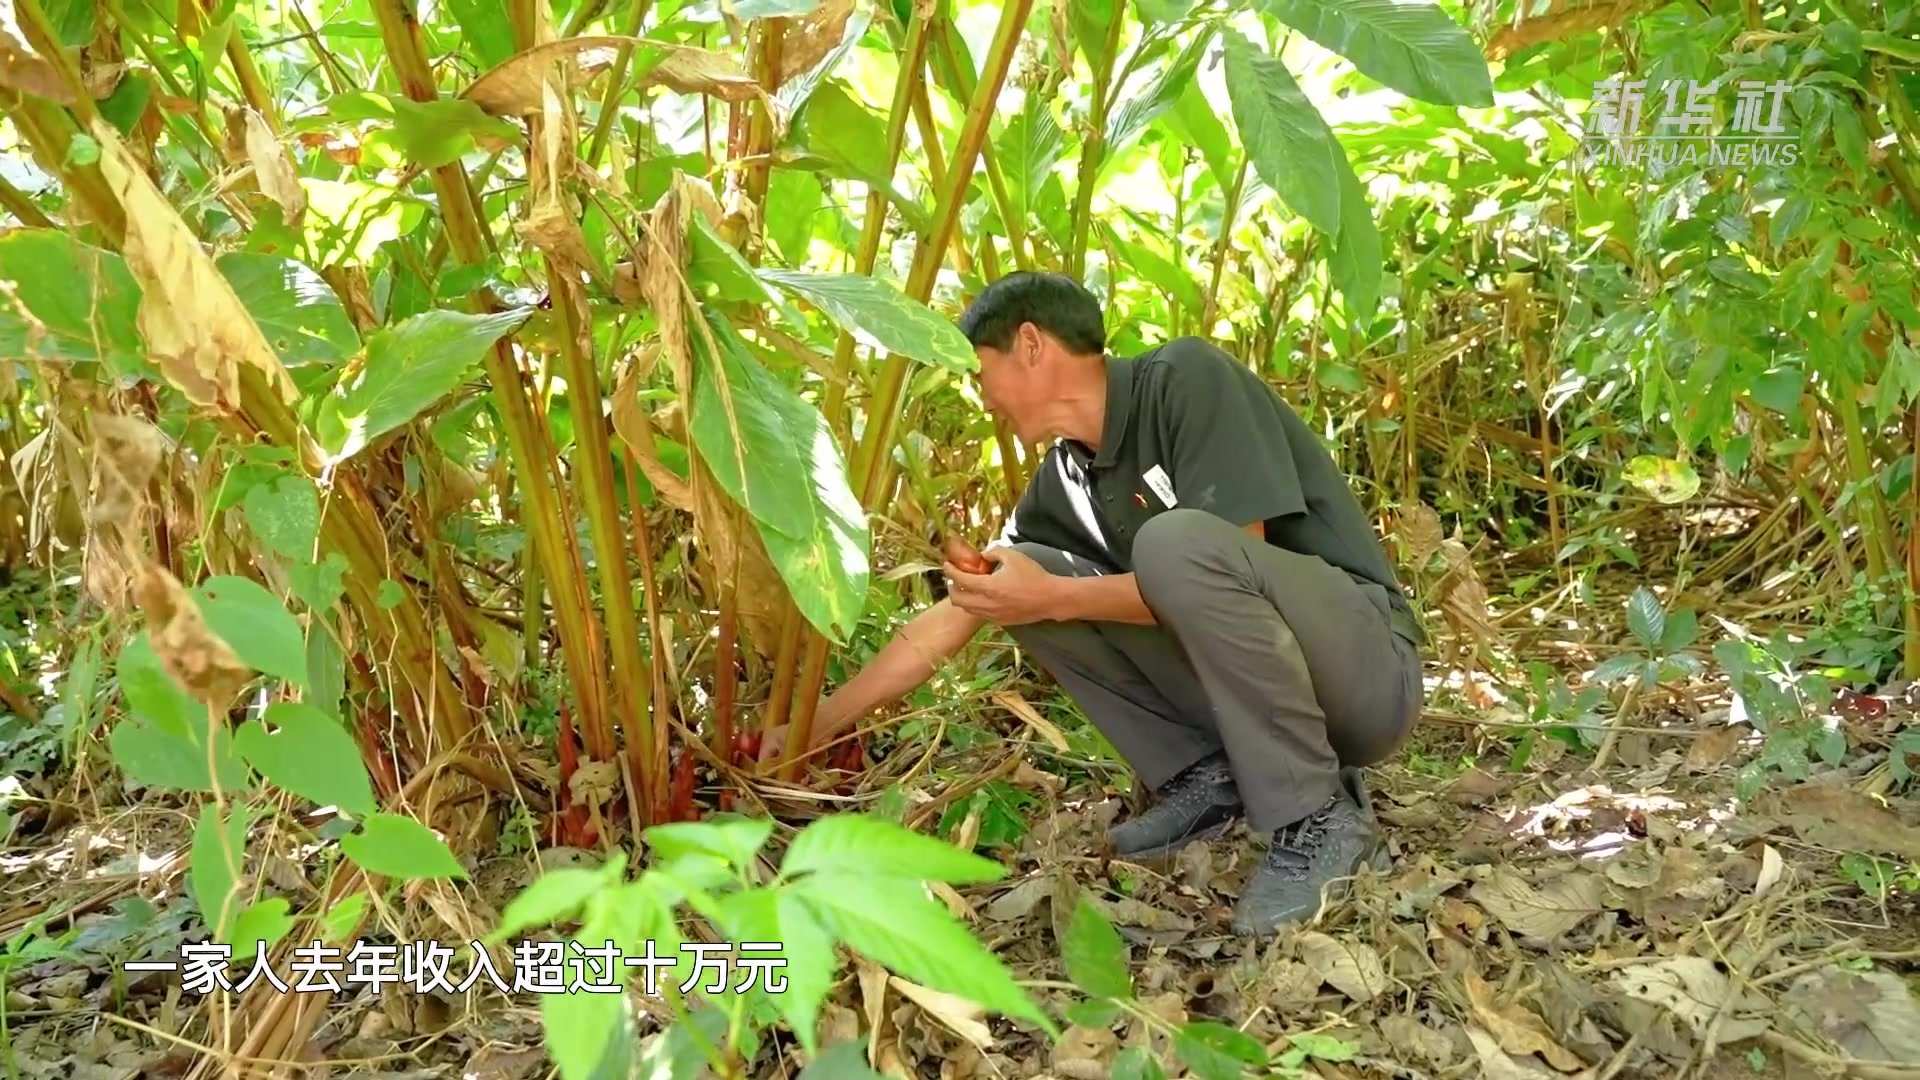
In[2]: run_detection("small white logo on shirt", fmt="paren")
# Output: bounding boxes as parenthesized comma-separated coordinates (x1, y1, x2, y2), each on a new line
(1143, 465, 1177, 508)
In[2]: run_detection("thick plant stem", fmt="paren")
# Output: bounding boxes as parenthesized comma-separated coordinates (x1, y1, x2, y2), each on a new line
(1066, 8, 1126, 281)
(1199, 154, 1249, 332)
(509, 0, 656, 803)
(779, 0, 1034, 782)
(0, 174, 52, 228)
(371, 0, 616, 760)
(769, 12, 931, 738)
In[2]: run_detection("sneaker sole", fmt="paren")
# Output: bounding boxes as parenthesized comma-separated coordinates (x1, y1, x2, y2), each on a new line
(1112, 818, 1235, 862)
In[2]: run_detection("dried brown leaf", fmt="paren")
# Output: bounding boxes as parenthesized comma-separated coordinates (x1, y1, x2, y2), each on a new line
(243, 109, 306, 224)
(1469, 868, 1605, 944)
(1398, 500, 1444, 567)
(1781, 967, 1920, 1064)
(1295, 931, 1388, 1002)
(1609, 957, 1770, 1045)
(990, 689, 1069, 751)
(1465, 1025, 1562, 1080)
(134, 561, 251, 707)
(1262, 958, 1324, 1011)
(777, 0, 857, 80)
(1464, 973, 1585, 1072)
(463, 36, 763, 117)
(0, 28, 74, 104)
(984, 877, 1051, 922)
(857, 959, 889, 1068)
(1780, 784, 1920, 861)
(89, 117, 298, 409)
(889, 976, 992, 1051)
(88, 414, 165, 532)
(1437, 536, 1497, 646)
(1380, 1014, 1458, 1070)
(1683, 723, 1743, 770)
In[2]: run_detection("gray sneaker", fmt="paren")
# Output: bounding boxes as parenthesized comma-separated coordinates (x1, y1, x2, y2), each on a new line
(1230, 768, 1383, 936)
(1109, 752, 1243, 860)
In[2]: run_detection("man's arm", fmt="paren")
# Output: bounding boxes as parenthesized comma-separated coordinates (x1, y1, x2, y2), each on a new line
(805, 597, 985, 744)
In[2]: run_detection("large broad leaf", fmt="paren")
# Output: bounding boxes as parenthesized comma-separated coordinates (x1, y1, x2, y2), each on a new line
(996, 98, 1066, 235)
(756, 269, 976, 373)
(1327, 165, 1382, 325)
(320, 91, 522, 169)
(192, 576, 308, 689)
(1258, 0, 1494, 107)
(110, 634, 249, 793)
(191, 802, 253, 941)
(794, 872, 1056, 1035)
(713, 888, 837, 1056)
(1063, 895, 1134, 1000)
(314, 308, 530, 462)
(339, 813, 467, 880)
(1222, 30, 1343, 237)
(688, 311, 869, 642)
(1104, 28, 1214, 161)
(782, 813, 1007, 884)
(235, 701, 377, 817)
(215, 253, 359, 367)
(0, 230, 147, 378)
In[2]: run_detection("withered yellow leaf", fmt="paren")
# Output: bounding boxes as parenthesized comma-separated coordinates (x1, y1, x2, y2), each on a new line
(88, 116, 299, 411)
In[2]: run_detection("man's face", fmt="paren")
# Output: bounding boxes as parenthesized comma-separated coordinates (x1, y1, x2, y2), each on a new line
(973, 334, 1047, 446)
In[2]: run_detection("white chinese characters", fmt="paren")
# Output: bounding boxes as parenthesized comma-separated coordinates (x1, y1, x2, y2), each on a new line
(125, 939, 789, 996)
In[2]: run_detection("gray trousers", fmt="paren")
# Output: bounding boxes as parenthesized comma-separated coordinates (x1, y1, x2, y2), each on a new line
(1004, 509, 1423, 831)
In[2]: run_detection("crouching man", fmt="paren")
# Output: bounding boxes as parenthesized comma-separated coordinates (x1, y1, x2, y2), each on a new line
(764, 272, 1425, 936)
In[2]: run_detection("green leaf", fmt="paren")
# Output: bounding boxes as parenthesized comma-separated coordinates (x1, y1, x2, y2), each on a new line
(714, 888, 838, 1055)
(314, 308, 531, 462)
(241, 474, 321, 561)
(1137, 0, 1196, 23)
(235, 702, 377, 817)
(795, 80, 893, 184)
(192, 576, 308, 689)
(757, 269, 976, 374)
(288, 552, 350, 613)
(1661, 606, 1699, 653)
(998, 98, 1066, 233)
(1257, 0, 1494, 107)
(688, 310, 870, 642)
(111, 635, 249, 792)
(1592, 654, 1642, 683)
(1112, 1046, 1167, 1080)
(216, 252, 360, 367)
(321, 892, 369, 943)
(798, 1040, 889, 1080)
(796, 872, 1054, 1035)
(1864, 30, 1920, 63)
(321, 91, 521, 169)
(1626, 587, 1665, 651)
(1064, 999, 1124, 1027)
(1287, 1032, 1358, 1061)
(0, 230, 148, 378)
(634, 1007, 727, 1080)
(191, 802, 252, 941)
(492, 856, 627, 943)
(1174, 1020, 1267, 1080)
(1063, 895, 1133, 1000)
(339, 813, 467, 880)
(1222, 30, 1343, 237)
(782, 813, 1007, 884)
(644, 814, 774, 869)
(228, 897, 295, 963)
(542, 979, 633, 1080)
(1328, 163, 1382, 325)
(1623, 455, 1701, 503)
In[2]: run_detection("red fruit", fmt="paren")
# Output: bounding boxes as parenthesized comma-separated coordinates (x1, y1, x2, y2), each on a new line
(943, 537, 991, 575)
(734, 731, 762, 761)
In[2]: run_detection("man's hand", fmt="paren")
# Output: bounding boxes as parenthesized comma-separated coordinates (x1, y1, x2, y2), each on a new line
(944, 547, 1058, 625)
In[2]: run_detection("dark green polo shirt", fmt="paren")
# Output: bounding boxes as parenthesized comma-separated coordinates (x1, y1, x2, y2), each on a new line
(994, 336, 1418, 626)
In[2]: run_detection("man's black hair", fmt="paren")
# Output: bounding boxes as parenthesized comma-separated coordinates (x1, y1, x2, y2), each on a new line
(956, 272, 1106, 355)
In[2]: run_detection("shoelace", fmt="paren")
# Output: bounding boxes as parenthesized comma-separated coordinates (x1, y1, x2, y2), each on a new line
(1267, 801, 1335, 877)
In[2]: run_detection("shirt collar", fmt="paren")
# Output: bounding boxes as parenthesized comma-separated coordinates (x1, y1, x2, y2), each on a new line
(1085, 355, 1134, 468)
